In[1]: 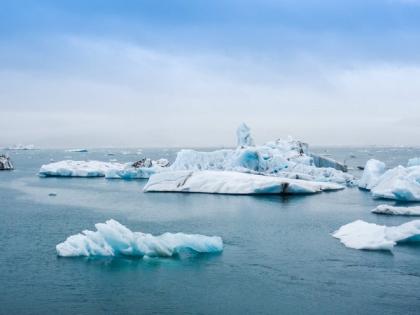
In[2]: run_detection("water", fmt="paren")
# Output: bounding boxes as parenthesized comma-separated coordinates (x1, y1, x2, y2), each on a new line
(1, 147, 420, 315)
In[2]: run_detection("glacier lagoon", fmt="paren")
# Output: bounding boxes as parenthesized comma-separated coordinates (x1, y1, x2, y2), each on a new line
(1, 147, 420, 314)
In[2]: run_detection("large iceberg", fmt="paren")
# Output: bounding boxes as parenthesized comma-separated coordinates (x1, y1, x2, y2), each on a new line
(333, 219, 420, 250)
(358, 159, 386, 190)
(56, 219, 223, 257)
(372, 204, 420, 216)
(144, 170, 344, 195)
(169, 133, 354, 186)
(359, 159, 420, 201)
(407, 158, 420, 167)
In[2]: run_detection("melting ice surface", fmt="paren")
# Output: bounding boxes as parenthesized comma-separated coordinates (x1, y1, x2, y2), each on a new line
(56, 219, 223, 257)
(333, 220, 420, 250)
(372, 205, 420, 216)
(144, 170, 344, 194)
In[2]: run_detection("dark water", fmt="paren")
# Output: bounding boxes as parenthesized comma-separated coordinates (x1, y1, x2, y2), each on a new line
(1, 147, 420, 315)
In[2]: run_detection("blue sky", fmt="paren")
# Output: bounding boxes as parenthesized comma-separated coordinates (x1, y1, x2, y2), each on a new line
(1, 0, 420, 147)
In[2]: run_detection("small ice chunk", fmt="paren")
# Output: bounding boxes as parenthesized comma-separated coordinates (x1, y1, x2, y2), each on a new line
(333, 219, 420, 250)
(66, 149, 88, 152)
(48, 192, 57, 197)
(56, 219, 223, 257)
(372, 204, 420, 216)
(408, 157, 420, 167)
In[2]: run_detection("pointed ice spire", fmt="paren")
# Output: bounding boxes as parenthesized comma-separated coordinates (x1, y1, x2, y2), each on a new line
(236, 123, 254, 147)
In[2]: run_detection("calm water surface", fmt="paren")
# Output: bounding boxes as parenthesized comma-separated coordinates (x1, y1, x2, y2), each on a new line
(0, 147, 420, 314)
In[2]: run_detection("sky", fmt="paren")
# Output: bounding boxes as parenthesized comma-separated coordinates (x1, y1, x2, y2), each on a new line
(1, 0, 420, 147)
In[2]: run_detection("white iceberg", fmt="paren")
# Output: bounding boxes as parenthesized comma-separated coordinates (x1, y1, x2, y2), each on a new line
(407, 157, 420, 167)
(372, 204, 420, 216)
(5, 144, 35, 150)
(371, 166, 420, 201)
(333, 219, 420, 250)
(65, 148, 88, 153)
(358, 159, 386, 190)
(39, 159, 168, 179)
(359, 158, 420, 201)
(56, 219, 223, 257)
(169, 145, 354, 186)
(39, 160, 126, 177)
(144, 170, 344, 195)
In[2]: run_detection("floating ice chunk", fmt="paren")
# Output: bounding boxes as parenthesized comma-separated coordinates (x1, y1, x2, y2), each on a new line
(39, 160, 126, 177)
(144, 170, 344, 195)
(0, 155, 14, 170)
(56, 219, 223, 257)
(371, 166, 420, 201)
(333, 219, 420, 250)
(358, 159, 386, 190)
(5, 144, 35, 150)
(372, 204, 420, 216)
(105, 166, 159, 179)
(237, 123, 254, 147)
(66, 149, 88, 153)
(408, 157, 420, 167)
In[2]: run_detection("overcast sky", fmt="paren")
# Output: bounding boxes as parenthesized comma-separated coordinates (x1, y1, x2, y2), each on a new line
(1, 0, 420, 147)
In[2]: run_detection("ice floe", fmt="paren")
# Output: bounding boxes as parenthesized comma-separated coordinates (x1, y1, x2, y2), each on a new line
(144, 170, 344, 195)
(372, 204, 420, 216)
(56, 219, 223, 257)
(39, 160, 125, 177)
(333, 219, 420, 250)
(407, 158, 420, 167)
(39, 159, 169, 179)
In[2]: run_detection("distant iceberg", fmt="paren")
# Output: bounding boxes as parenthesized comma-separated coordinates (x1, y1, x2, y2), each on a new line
(65, 149, 88, 153)
(359, 159, 420, 201)
(144, 170, 344, 195)
(56, 219, 223, 257)
(5, 144, 35, 150)
(333, 219, 420, 250)
(372, 204, 420, 216)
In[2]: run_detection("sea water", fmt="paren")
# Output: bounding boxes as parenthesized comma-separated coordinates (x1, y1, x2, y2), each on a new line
(0, 147, 419, 314)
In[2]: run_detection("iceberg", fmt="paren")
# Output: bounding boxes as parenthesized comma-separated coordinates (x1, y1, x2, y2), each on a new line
(169, 142, 354, 186)
(56, 219, 223, 257)
(39, 160, 125, 177)
(39, 159, 169, 179)
(359, 158, 420, 201)
(5, 144, 35, 150)
(371, 166, 420, 201)
(144, 170, 344, 195)
(333, 219, 420, 250)
(407, 158, 420, 167)
(358, 159, 386, 190)
(372, 204, 420, 216)
(0, 154, 14, 170)
(65, 149, 88, 153)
